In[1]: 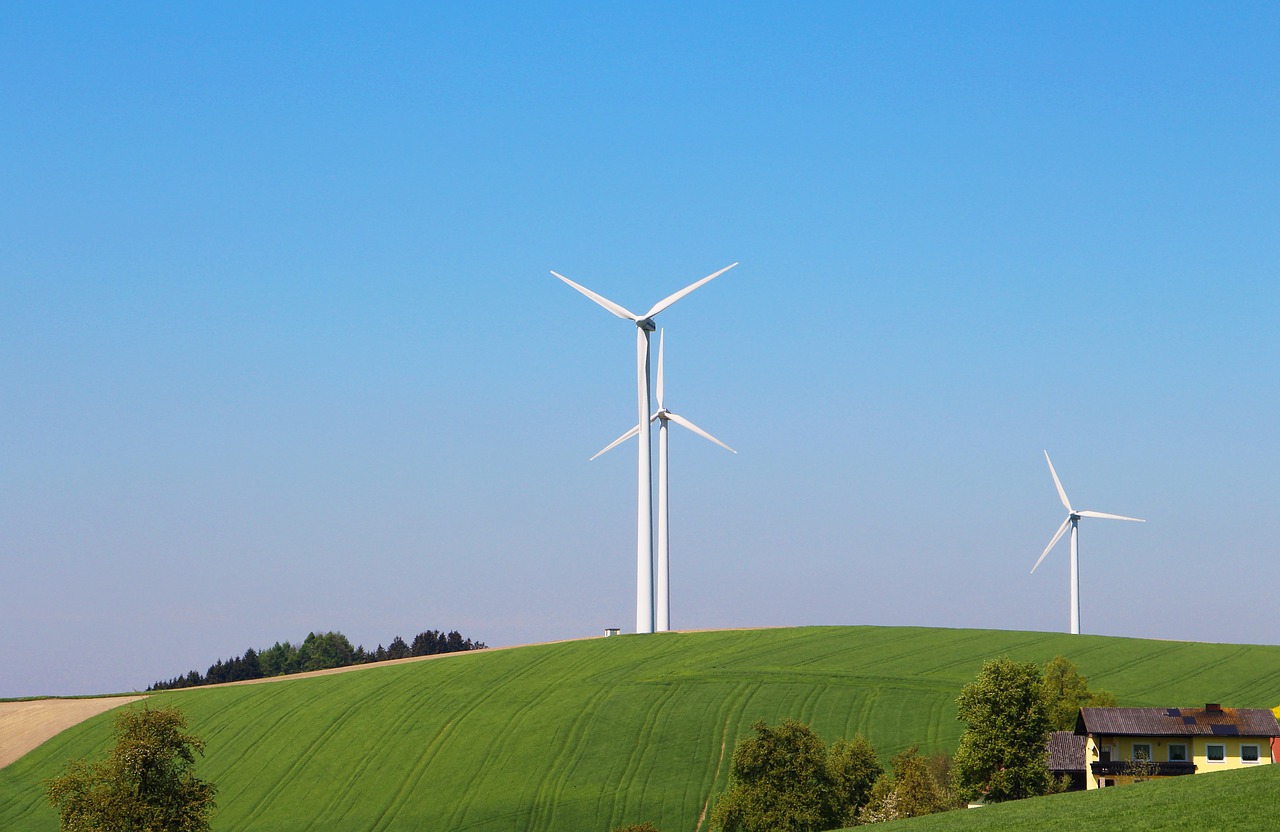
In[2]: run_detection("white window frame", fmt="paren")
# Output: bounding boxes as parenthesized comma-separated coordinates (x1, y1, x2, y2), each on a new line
(1131, 743, 1152, 761)
(1206, 743, 1226, 763)
(1241, 744, 1260, 764)
(1168, 743, 1188, 762)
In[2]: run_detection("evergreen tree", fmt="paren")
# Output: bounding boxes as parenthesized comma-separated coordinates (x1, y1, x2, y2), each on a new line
(411, 630, 443, 656)
(258, 641, 298, 676)
(387, 636, 410, 660)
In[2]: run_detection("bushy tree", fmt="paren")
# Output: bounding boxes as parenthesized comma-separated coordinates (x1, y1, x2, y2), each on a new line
(258, 640, 300, 676)
(297, 631, 356, 671)
(711, 721, 883, 832)
(952, 657, 1053, 802)
(827, 735, 883, 826)
(46, 706, 216, 832)
(857, 746, 950, 824)
(1041, 655, 1117, 731)
(711, 719, 836, 832)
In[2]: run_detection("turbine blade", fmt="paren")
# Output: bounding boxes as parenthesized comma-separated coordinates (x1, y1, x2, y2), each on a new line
(644, 262, 738, 319)
(590, 424, 641, 460)
(552, 271, 640, 321)
(1031, 516, 1072, 573)
(657, 329, 665, 410)
(1077, 510, 1146, 523)
(1044, 450, 1072, 512)
(665, 411, 737, 453)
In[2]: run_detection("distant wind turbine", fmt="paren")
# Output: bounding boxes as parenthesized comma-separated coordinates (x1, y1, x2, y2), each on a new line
(555, 263, 737, 634)
(592, 330, 735, 632)
(1031, 451, 1145, 635)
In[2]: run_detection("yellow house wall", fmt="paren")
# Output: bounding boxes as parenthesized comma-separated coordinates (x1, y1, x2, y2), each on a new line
(1084, 733, 1274, 789)
(1190, 736, 1274, 772)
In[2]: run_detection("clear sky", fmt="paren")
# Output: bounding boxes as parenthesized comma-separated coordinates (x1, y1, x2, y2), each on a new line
(3, 3, 1277, 697)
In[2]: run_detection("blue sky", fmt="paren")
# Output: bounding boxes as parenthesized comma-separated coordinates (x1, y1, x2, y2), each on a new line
(3, 3, 1277, 697)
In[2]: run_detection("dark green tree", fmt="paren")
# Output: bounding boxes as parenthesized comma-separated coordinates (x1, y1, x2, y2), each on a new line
(387, 636, 410, 660)
(1041, 655, 1117, 731)
(827, 734, 883, 826)
(711, 719, 839, 832)
(258, 640, 299, 676)
(297, 631, 355, 671)
(411, 630, 439, 656)
(857, 746, 951, 823)
(952, 657, 1053, 802)
(46, 706, 216, 832)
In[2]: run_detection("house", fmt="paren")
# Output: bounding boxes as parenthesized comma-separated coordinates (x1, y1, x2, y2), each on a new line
(1047, 731, 1087, 791)
(1074, 704, 1280, 789)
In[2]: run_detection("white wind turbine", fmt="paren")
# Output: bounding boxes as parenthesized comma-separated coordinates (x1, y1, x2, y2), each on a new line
(591, 330, 735, 632)
(554, 263, 737, 634)
(1031, 451, 1145, 635)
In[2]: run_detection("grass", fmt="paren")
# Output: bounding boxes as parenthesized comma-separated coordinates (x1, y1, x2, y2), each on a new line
(2, 625, 1279, 831)
(861, 762, 1280, 831)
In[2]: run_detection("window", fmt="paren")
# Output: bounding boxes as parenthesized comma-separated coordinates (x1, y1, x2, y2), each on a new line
(1242, 745, 1259, 763)
(1168, 744, 1187, 762)
(1132, 743, 1152, 761)
(1206, 744, 1225, 762)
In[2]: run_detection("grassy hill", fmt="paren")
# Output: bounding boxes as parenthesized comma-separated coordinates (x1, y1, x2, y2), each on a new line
(3, 625, 1279, 831)
(867, 762, 1280, 831)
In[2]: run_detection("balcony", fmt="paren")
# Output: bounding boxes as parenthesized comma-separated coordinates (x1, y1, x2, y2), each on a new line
(1090, 760, 1196, 777)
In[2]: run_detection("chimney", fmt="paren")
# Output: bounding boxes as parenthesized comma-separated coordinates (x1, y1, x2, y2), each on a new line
(1206, 703, 1222, 713)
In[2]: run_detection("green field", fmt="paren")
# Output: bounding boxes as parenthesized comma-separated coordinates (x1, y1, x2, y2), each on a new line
(3, 625, 1279, 831)
(869, 762, 1280, 831)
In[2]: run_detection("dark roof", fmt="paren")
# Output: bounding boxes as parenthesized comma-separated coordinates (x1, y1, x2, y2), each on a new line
(1047, 731, 1086, 772)
(1076, 707, 1280, 738)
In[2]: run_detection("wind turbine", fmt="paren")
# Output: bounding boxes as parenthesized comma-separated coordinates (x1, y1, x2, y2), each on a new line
(1031, 451, 1145, 635)
(591, 330, 736, 632)
(554, 263, 737, 634)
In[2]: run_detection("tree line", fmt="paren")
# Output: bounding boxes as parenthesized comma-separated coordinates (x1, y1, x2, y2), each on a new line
(147, 629, 486, 691)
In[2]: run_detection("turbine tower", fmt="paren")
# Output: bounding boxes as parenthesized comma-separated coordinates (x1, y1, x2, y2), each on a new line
(592, 330, 735, 631)
(554, 263, 737, 633)
(1031, 451, 1145, 635)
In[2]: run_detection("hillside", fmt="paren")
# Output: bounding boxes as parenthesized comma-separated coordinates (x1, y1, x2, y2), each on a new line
(866, 762, 1280, 831)
(3, 625, 1279, 831)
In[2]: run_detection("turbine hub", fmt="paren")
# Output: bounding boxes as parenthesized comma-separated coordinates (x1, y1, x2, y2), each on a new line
(636, 317, 656, 332)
